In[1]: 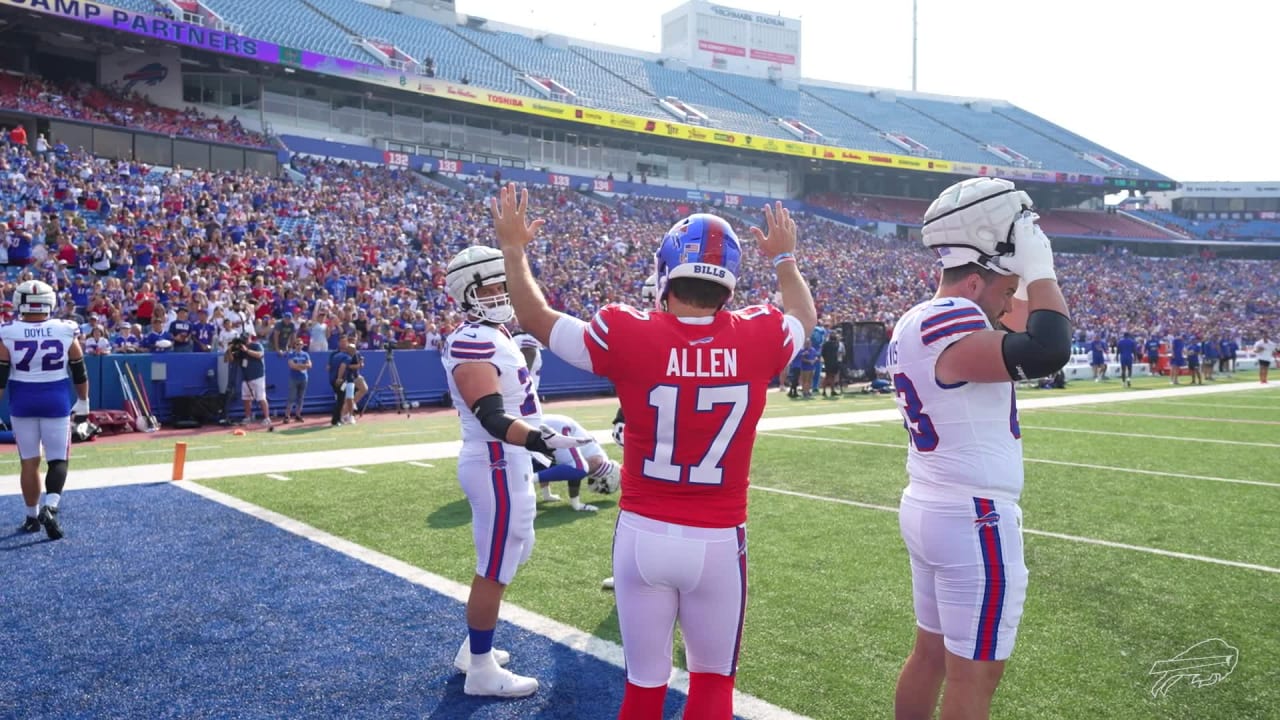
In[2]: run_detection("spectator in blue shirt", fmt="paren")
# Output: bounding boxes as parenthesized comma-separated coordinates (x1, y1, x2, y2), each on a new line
(168, 307, 194, 352)
(283, 335, 311, 423)
(142, 316, 172, 352)
(192, 309, 216, 352)
(798, 341, 819, 400)
(1202, 338, 1219, 381)
(1186, 336, 1202, 385)
(1145, 336, 1161, 373)
(1170, 335, 1186, 385)
(1117, 332, 1136, 388)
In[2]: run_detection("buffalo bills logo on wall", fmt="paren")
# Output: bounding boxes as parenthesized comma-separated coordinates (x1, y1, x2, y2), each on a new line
(123, 63, 169, 92)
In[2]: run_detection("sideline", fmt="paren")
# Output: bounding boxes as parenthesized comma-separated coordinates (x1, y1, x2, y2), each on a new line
(2, 380, 1272, 493)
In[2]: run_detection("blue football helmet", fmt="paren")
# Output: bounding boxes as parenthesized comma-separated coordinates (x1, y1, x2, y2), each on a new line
(653, 214, 741, 307)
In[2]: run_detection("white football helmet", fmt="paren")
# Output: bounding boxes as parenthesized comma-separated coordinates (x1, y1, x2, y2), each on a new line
(922, 177, 1031, 274)
(14, 280, 56, 316)
(640, 273, 658, 307)
(445, 246, 514, 324)
(588, 459, 621, 495)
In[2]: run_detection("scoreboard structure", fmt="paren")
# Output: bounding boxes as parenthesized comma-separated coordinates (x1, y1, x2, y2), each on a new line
(661, 0, 802, 81)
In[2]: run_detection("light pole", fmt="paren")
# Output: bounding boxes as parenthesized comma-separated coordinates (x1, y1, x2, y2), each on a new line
(912, 0, 918, 91)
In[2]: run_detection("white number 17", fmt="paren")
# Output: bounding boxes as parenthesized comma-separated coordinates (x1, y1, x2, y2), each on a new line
(643, 383, 750, 486)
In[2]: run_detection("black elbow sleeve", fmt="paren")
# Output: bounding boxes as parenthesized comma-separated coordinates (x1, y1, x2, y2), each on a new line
(0, 359, 9, 386)
(472, 393, 517, 442)
(1001, 310, 1072, 381)
(69, 357, 88, 385)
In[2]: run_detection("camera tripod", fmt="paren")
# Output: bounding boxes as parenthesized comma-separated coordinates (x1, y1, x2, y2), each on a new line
(363, 347, 411, 417)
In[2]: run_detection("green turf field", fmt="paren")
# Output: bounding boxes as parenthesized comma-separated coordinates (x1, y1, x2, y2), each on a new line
(184, 379, 1279, 719)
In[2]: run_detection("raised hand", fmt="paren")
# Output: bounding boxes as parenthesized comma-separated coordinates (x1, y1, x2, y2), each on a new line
(489, 183, 545, 252)
(749, 201, 798, 260)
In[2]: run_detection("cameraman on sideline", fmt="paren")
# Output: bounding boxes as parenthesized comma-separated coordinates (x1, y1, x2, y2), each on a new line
(341, 334, 366, 424)
(328, 335, 353, 427)
(228, 332, 270, 427)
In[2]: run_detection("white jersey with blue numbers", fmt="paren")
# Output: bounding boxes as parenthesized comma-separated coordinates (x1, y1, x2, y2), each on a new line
(515, 332, 543, 393)
(887, 297, 1024, 503)
(1, 318, 78, 418)
(442, 322, 542, 445)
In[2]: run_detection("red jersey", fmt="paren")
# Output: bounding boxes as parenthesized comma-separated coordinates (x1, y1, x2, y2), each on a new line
(584, 303, 801, 528)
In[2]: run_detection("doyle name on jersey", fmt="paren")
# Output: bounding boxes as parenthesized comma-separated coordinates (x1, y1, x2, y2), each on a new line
(17, 325, 58, 339)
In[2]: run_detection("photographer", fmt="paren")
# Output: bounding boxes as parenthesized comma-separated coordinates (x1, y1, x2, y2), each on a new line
(228, 332, 270, 427)
(341, 333, 366, 424)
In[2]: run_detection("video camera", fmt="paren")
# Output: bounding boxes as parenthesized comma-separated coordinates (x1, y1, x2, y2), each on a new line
(227, 334, 250, 359)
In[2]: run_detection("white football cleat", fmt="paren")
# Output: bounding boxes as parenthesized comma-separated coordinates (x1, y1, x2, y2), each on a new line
(463, 658, 539, 698)
(538, 490, 561, 503)
(453, 637, 511, 673)
(571, 500, 599, 512)
(601, 576, 615, 590)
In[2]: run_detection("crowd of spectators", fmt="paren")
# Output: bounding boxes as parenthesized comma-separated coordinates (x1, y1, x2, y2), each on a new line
(0, 74, 272, 149)
(0, 138, 1275, 364)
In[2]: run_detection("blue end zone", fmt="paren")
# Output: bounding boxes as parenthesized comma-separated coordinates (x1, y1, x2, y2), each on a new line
(0, 485, 735, 719)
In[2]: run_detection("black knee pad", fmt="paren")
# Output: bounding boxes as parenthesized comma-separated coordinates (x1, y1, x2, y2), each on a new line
(46, 460, 68, 494)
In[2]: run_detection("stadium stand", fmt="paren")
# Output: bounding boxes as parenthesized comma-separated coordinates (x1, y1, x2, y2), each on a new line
(0, 76, 273, 148)
(1128, 209, 1280, 241)
(0, 137, 1274, 363)
(198, 0, 383, 65)
(190, 0, 1175, 178)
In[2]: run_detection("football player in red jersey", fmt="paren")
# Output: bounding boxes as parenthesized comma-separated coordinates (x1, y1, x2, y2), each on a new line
(491, 185, 816, 720)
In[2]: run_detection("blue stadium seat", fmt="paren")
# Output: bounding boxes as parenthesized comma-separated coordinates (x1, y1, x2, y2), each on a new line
(994, 105, 1162, 177)
(200, 0, 381, 64)
(301, 0, 519, 92)
(800, 85, 982, 160)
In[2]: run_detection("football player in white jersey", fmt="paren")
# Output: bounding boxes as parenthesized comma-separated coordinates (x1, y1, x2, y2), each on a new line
(533, 412, 621, 512)
(440, 246, 592, 698)
(513, 330, 561, 504)
(0, 280, 91, 540)
(889, 178, 1071, 720)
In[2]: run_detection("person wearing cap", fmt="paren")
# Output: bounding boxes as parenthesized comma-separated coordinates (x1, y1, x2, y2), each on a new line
(169, 306, 194, 352)
(270, 312, 297, 356)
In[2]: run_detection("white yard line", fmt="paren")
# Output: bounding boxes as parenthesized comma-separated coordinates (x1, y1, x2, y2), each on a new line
(1139, 400, 1280, 412)
(177, 481, 811, 720)
(135, 444, 223, 455)
(748, 485, 1280, 575)
(265, 474, 291, 482)
(1039, 408, 1280, 425)
(1020, 425, 1280, 449)
(341, 467, 368, 475)
(407, 461, 435, 469)
(764, 432, 1278, 489)
(2, 381, 1272, 497)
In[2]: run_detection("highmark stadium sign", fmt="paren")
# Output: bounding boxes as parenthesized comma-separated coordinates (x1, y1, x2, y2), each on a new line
(0, 0, 1115, 185)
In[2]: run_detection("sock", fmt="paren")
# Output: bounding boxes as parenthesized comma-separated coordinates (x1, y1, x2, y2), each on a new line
(536, 464, 588, 483)
(619, 682, 667, 720)
(44, 493, 60, 510)
(26, 505, 38, 518)
(684, 672, 735, 719)
(468, 626, 495, 656)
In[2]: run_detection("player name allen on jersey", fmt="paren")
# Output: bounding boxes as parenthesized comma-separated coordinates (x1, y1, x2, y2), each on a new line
(665, 347, 738, 378)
